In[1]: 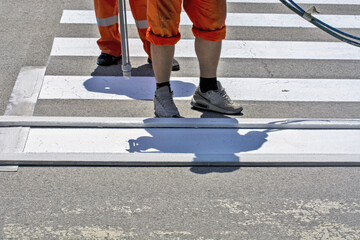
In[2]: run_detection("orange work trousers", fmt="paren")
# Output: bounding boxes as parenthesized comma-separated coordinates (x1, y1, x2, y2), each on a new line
(94, 0, 151, 58)
(146, 0, 227, 46)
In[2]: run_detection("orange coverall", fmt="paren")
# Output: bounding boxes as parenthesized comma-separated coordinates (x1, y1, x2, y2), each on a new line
(146, 0, 227, 46)
(94, 0, 151, 58)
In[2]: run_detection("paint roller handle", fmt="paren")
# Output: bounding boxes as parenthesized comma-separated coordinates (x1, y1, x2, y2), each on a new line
(118, 0, 132, 79)
(122, 63, 132, 79)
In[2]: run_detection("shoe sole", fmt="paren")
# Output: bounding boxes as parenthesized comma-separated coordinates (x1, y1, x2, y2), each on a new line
(191, 99, 243, 115)
(172, 65, 180, 71)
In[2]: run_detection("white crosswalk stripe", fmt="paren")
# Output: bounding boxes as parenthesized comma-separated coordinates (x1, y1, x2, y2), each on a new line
(39, 76, 360, 102)
(23, 127, 360, 154)
(227, 0, 360, 4)
(61, 10, 360, 28)
(51, 37, 360, 60)
(2, 0, 360, 165)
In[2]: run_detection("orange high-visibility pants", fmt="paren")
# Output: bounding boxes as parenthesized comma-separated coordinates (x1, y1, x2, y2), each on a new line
(94, 0, 151, 57)
(146, 0, 226, 46)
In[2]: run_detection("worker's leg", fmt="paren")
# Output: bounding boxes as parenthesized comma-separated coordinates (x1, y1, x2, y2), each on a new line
(146, 0, 182, 117)
(94, 0, 121, 57)
(146, 0, 182, 83)
(185, 0, 242, 114)
(151, 45, 174, 84)
(128, 0, 151, 58)
(129, 0, 180, 70)
(195, 37, 222, 78)
(184, 0, 226, 78)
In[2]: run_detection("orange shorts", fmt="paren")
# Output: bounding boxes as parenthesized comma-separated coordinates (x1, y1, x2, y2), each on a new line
(146, 0, 227, 46)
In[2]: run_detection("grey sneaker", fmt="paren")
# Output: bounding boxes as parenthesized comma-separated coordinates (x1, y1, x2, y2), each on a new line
(154, 86, 181, 117)
(191, 81, 243, 114)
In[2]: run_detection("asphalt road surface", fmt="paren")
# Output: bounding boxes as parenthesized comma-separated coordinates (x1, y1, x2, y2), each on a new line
(1, 0, 360, 239)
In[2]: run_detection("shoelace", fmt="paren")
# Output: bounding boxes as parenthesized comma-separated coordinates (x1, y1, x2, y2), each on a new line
(158, 91, 176, 109)
(219, 88, 233, 104)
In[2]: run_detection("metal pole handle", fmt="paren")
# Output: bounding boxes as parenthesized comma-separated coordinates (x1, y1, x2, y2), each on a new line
(118, 0, 132, 78)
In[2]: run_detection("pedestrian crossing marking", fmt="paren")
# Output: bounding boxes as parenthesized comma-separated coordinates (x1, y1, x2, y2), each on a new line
(50, 38, 360, 60)
(23, 127, 360, 154)
(39, 76, 360, 102)
(61, 10, 360, 29)
(2, 116, 359, 129)
(227, 0, 360, 4)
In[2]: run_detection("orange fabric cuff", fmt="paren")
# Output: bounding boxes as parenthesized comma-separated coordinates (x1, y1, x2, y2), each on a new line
(146, 28, 181, 46)
(192, 25, 227, 41)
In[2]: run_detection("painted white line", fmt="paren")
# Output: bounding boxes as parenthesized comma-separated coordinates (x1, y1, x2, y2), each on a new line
(2, 116, 359, 129)
(0, 128, 30, 153)
(0, 166, 18, 172)
(2, 67, 45, 158)
(227, 0, 360, 4)
(39, 76, 360, 102)
(5, 67, 46, 116)
(1, 152, 360, 166)
(61, 10, 360, 29)
(50, 38, 360, 60)
(23, 127, 360, 155)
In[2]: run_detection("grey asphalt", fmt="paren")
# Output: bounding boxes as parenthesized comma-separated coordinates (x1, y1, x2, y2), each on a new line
(1, 167, 360, 239)
(1, 0, 360, 239)
(0, 0, 57, 115)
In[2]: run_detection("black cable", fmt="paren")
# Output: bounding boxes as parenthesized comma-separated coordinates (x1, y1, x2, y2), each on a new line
(287, 0, 360, 41)
(280, 0, 360, 47)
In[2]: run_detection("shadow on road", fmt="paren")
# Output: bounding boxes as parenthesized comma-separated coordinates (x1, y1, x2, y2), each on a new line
(83, 63, 196, 99)
(127, 117, 270, 174)
(84, 63, 292, 175)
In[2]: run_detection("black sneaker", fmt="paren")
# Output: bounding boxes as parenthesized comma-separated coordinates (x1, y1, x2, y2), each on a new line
(148, 58, 180, 71)
(97, 53, 122, 66)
